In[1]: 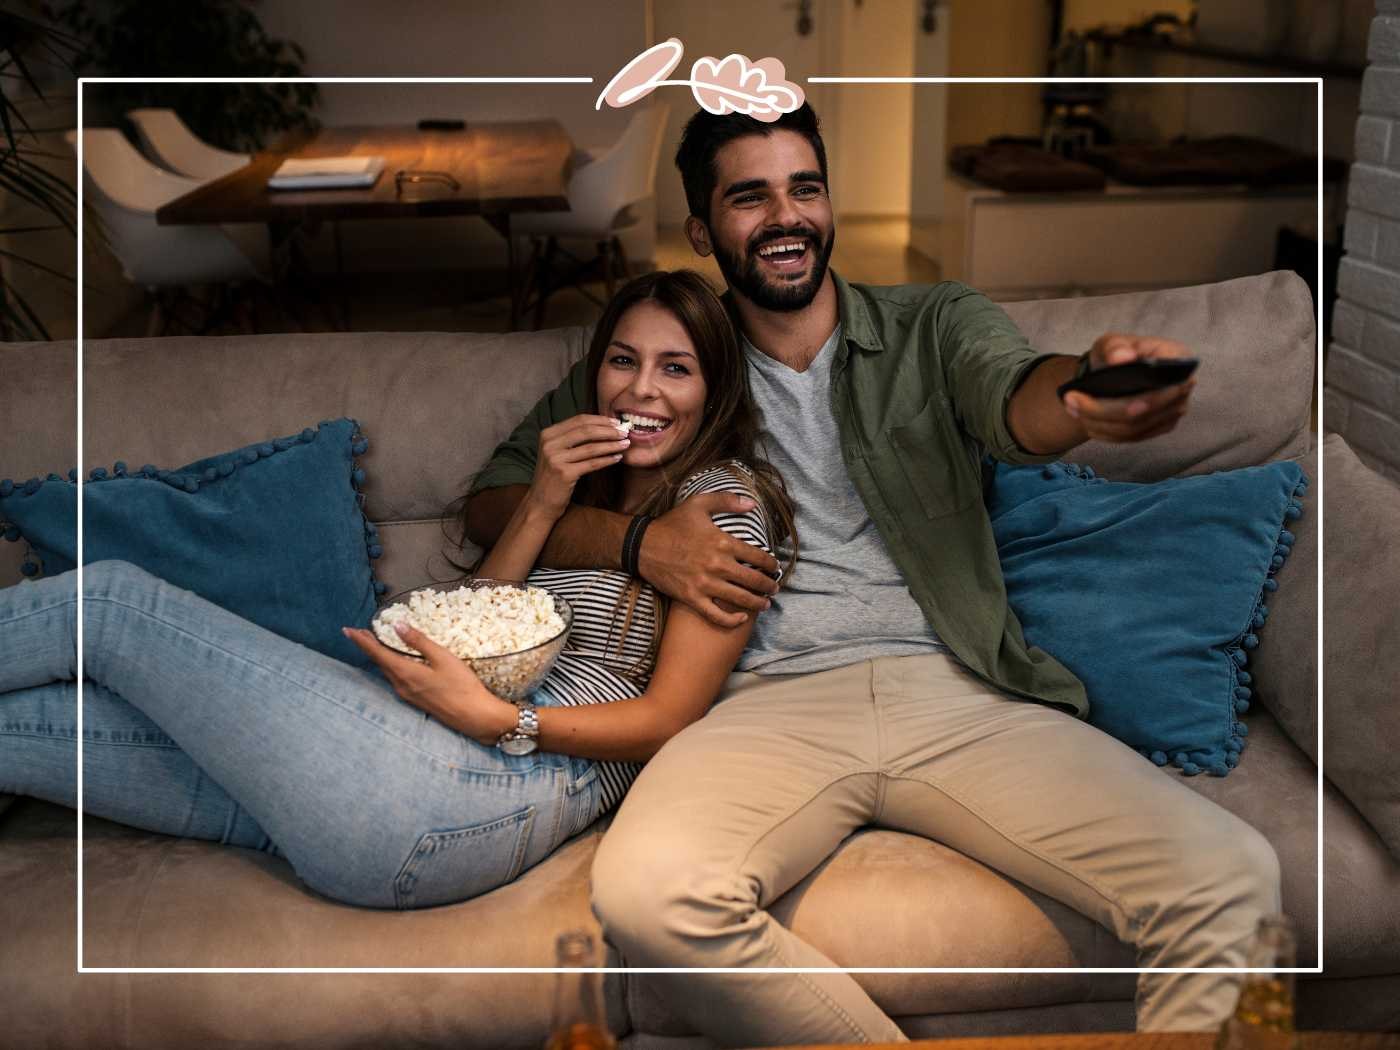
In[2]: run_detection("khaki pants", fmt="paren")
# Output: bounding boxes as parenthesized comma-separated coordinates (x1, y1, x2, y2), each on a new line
(590, 653, 1280, 1047)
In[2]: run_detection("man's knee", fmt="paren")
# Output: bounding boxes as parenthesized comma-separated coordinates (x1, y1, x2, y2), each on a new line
(1158, 813, 1281, 919)
(1225, 821, 1282, 909)
(590, 829, 667, 952)
(591, 827, 750, 962)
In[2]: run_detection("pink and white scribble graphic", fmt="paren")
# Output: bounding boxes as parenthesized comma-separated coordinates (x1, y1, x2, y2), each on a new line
(596, 39, 686, 109)
(596, 38, 804, 123)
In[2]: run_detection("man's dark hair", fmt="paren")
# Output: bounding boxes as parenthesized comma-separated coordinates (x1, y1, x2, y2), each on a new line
(674, 103, 828, 222)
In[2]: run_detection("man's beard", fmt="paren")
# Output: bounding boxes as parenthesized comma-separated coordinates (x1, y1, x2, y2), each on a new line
(711, 225, 836, 312)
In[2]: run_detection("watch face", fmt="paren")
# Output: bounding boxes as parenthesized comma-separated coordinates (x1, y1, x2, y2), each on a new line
(499, 734, 538, 756)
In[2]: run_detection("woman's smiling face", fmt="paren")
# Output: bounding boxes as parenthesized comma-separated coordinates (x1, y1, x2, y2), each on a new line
(596, 300, 708, 477)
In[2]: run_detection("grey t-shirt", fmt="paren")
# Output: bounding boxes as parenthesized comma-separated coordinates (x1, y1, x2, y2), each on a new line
(739, 325, 950, 675)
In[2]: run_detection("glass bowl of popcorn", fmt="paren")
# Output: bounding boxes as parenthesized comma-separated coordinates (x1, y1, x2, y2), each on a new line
(371, 579, 573, 701)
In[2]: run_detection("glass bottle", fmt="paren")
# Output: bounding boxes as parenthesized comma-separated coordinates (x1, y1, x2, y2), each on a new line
(544, 930, 616, 1050)
(1214, 913, 1299, 1050)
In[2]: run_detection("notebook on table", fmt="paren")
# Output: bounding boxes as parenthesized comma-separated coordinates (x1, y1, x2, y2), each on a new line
(268, 156, 386, 190)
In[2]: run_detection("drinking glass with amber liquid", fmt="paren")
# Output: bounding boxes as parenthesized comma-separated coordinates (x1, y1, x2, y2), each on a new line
(545, 930, 616, 1050)
(1214, 913, 1299, 1050)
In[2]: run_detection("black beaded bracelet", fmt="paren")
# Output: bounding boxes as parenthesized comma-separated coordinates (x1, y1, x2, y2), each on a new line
(621, 513, 653, 578)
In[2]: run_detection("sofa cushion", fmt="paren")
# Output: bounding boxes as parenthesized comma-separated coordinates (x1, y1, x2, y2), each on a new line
(1315, 435, 1400, 859)
(989, 458, 1308, 776)
(0, 419, 380, 668)
(1002, 270, 1315, 482)
(3, 272, 1311, 590)
(374, 518, 477, 596)
(7, 700, 1395, 1044)
(2, 340, 75, 479)
(79, 329, 590, 525)
(0, 798, 625, 1050)
(0, 541, 23, 589)
(76, 807, 607, 969)
(1178, 710, 1320, 967)
(1, 340, 75, 589)
(1196, 720, 1400, 981)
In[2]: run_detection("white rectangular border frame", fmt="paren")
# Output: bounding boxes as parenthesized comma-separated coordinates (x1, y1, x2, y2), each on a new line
(76, 72, 1321, 980)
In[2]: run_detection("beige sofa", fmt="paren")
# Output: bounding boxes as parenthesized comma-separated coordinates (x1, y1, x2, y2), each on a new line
(3, 270, 1398, 1048)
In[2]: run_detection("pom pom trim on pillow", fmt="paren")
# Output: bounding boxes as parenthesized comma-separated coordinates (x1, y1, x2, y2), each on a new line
(1, 419, 388, 598)
(1033, 461, 1307, 776)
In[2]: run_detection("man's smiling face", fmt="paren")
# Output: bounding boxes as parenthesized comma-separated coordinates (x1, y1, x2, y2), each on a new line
(692, 129, 836, 312)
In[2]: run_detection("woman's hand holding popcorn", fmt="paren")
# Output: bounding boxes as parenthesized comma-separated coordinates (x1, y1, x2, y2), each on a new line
(343, 623, 518, 746)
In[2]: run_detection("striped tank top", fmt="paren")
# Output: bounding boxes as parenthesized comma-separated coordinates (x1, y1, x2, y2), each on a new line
(525, 461, 775, 812)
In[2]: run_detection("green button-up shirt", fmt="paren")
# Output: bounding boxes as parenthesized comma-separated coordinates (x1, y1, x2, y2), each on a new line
(471, 272, 1089, 717)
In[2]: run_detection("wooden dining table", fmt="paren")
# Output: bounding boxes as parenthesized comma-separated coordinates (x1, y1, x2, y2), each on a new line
(155, 120, 575, 328)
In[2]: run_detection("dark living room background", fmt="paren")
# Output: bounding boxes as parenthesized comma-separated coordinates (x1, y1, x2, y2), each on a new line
(2, 0, 1396, 478)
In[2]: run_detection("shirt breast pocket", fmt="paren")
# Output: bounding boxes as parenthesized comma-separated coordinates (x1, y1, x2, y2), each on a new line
(885, 395, 978, 520)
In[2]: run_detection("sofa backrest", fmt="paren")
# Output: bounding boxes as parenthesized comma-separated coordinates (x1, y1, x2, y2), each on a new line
(2, 328, 591, 590)
(1002, 269, 1314, 482)
(1, 270, 1315, 591)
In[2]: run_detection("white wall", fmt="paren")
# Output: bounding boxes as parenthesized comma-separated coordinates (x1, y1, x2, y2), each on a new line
(908, 3, 952, 261)
(829, 0, 916, 217)
(944, 0, 1052, 146)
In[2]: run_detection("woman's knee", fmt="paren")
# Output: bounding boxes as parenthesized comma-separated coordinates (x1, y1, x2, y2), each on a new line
(83, 559, 157, 597)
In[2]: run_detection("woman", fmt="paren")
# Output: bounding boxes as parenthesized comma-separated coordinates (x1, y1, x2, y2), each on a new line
(0, 270, 795, 910)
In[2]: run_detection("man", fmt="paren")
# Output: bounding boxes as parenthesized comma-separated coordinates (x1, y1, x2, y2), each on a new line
(465, 104, 1278, 1046)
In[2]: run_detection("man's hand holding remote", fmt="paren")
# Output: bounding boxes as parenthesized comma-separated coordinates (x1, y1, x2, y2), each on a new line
(1063, 333, 1199, 444)
(1009, 331, 1199, 454)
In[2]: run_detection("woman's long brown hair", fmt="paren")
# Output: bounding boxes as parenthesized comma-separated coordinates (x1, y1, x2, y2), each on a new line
(573, 270, 797, 679)
(446, 269, 798, 682)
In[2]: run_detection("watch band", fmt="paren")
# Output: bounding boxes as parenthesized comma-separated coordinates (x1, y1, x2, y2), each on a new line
(621, 513, 653, 578)
(496, 702, 539, 750)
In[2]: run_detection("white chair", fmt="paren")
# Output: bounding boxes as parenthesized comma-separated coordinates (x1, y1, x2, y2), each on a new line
(126, 109, 345, 331)
(511, 104, 670, 328)
(66, 128, 270, 335)
(125, 108, 250, 181)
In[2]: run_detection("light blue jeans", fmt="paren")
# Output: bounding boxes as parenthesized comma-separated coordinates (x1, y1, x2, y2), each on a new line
(0, 560, 603, 909)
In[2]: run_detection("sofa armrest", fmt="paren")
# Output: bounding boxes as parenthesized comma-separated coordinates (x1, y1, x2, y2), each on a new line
(1321, 436, 1400, 859)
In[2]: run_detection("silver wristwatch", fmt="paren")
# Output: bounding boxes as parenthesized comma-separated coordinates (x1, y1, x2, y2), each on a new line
(496, 702, 540, 755)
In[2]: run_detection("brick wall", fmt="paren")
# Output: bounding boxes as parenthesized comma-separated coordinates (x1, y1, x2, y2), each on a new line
(1327, 0, 1400, 485)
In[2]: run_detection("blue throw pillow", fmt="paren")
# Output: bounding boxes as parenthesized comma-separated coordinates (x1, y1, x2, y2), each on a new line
(0, 418, 385, 667)
(988, 458, 1307, 776)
